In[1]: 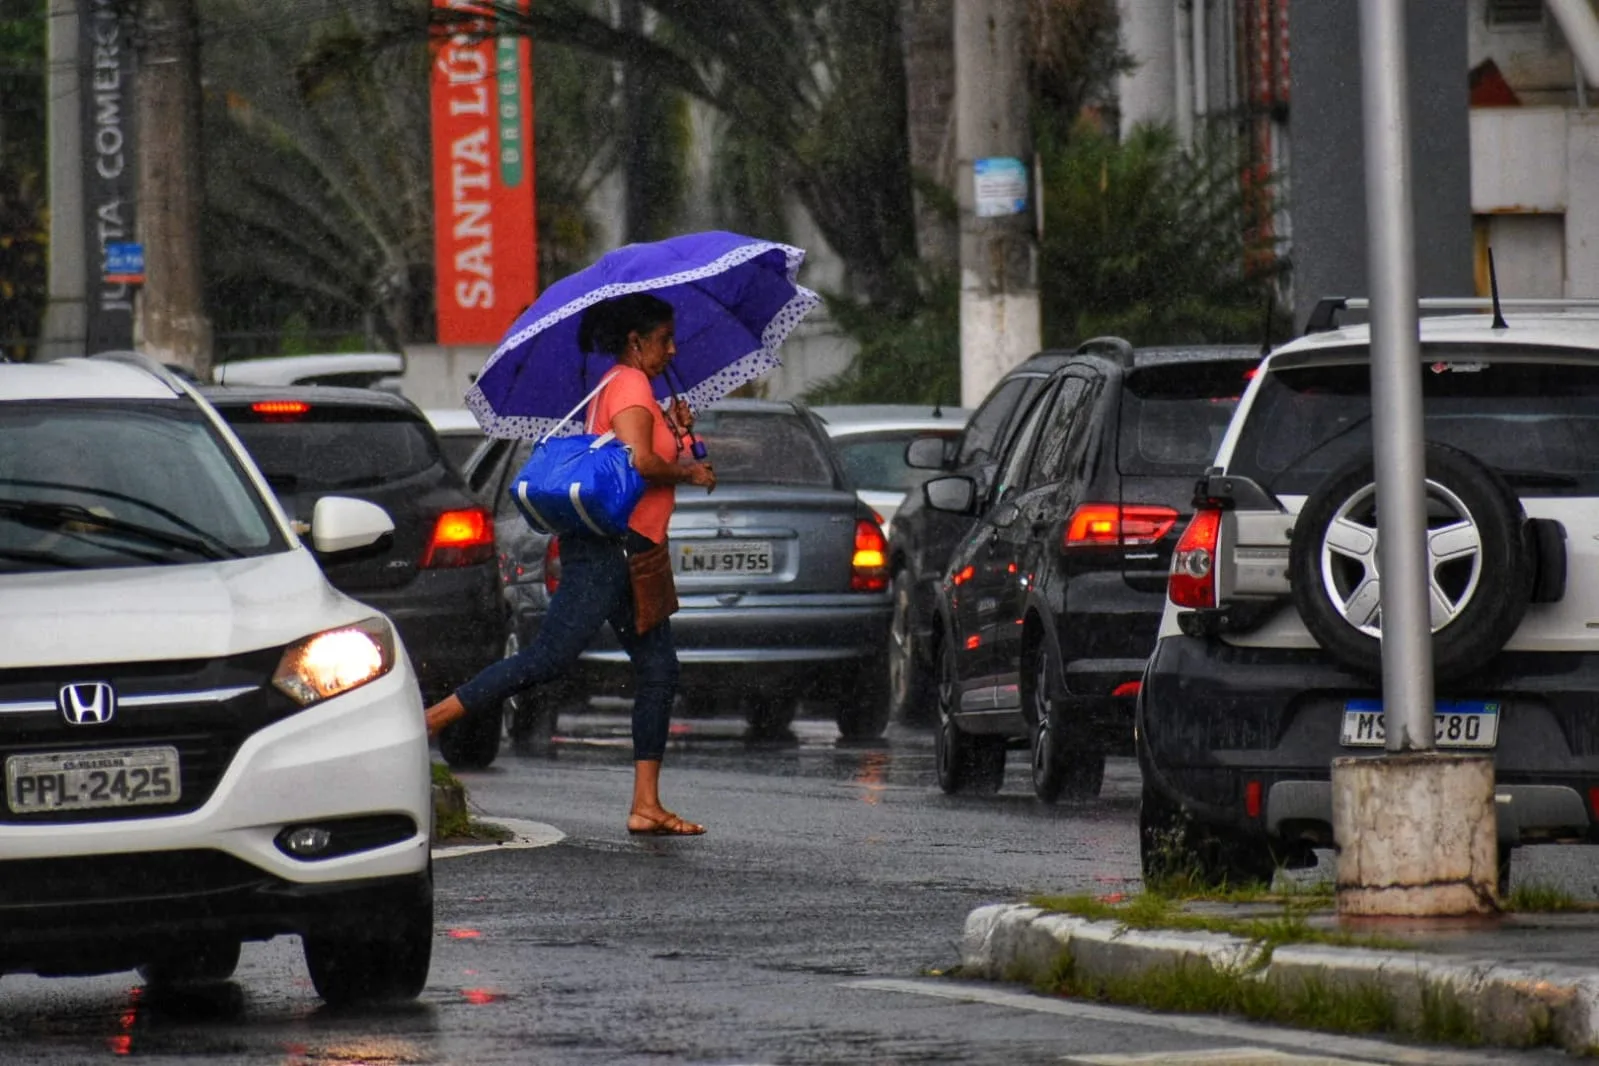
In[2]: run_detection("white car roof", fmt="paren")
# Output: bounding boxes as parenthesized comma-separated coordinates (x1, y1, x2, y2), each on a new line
(424, 408, 483, 434)
(811, 404, 971, 436)
(211, 352, 406, 386)
(0, 357, 182, 402)
(1270, 313, 1599, 364)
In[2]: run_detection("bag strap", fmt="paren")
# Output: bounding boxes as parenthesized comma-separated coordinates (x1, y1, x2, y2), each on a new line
(538, 369, 624, 446)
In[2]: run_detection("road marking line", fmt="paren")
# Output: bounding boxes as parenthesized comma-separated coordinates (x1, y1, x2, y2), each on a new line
(432, 817, 564, 860)
(842, 979, 1530, 1066)
(1067, 1050, 1391, 1065)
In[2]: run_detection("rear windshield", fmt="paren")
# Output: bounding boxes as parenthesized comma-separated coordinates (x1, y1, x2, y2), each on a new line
(1230, 355, 1599, 495)
(1118, 361, 1253, 475)
(220, 407, 443, 492)
(834, 430, 962, 492)
(692, 410, 836, 487)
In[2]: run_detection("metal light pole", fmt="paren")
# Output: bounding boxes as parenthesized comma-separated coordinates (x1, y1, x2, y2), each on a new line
(1331, 0, 1497, 917)
(1358, 0, 1433, 753)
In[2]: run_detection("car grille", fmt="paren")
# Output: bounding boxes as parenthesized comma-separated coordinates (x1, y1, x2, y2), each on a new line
(0, 647, 299, 825)
(0, 849, 271, 907)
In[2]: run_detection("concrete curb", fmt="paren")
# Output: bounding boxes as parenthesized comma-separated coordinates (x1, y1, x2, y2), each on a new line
(960, 902, 1599, 1055)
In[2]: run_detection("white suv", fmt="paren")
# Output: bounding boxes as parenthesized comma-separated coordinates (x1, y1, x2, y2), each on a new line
(1138, 302, 1599, 888)
(0, 353, 432, 1003)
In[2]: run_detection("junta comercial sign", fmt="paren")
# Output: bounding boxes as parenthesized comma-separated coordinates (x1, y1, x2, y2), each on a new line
(430, 0, 538, 346)
(80, 0, 137, 353)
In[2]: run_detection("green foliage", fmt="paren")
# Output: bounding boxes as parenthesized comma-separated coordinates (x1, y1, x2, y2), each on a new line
(0, 0, 47, 359)
(804, 271, 959, 406)
(1507, 882, 1588, 913)
(1038, 119, 1289, 349)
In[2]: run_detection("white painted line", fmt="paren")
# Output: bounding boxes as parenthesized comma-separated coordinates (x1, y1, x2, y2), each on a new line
(842, 979, 1534, 1066)
(432, 817, 564, 860)
(1067, 1050, 1385, 1065)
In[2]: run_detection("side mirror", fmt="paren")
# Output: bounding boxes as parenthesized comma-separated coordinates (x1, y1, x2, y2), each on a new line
(923, 475, 977, 515)
(905, 435, 951, 470)
(309, 496, 395, 557)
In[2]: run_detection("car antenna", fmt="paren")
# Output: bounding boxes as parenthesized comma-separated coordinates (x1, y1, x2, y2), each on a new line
(1488, 246, 1509, 329)
(932, 400, 944, 418)
(1258, 292, 1274, 356)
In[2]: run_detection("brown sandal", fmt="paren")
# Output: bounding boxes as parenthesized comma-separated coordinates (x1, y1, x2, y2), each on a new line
(627, 811, 706, 836)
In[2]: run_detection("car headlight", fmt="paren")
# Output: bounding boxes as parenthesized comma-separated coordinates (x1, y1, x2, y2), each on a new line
(272, 618, 395, 706)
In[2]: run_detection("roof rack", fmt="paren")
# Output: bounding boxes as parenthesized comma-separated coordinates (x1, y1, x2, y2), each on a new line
(1074, 335, 1136, 368)
(1304, 296, 1599, 334)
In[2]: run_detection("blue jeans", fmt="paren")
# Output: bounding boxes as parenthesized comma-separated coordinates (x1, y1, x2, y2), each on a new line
(455, 532, 679, 761)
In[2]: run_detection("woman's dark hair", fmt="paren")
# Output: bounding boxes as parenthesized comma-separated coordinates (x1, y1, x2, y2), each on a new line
(576, 293, 675, 356)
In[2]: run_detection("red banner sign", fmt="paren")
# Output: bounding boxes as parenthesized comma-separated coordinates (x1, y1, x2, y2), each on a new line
(430, 0, 537, 346)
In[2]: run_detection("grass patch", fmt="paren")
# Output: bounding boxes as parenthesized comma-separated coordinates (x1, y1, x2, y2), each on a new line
(1040, 954, 1489, 1048)
(432, 761, 463, 789)
(429, 761, 512, 843)
(1506, 881, 1591, 913)
(1030, 891, 1411, 954)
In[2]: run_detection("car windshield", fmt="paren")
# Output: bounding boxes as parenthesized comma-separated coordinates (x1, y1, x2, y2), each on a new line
(691, 410, 836, 487)
(1118, 360, 1254, 475)
(220, 407, 443, 492)
(834, 430, 961, 492)
(1230, 352, 1599, 495)
(0, 401, 283, 573)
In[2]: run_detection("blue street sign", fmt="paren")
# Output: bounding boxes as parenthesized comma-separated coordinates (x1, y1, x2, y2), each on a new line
(105, 242, 145, 283)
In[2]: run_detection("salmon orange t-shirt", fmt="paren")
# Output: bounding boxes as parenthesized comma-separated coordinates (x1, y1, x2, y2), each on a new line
(588, 366, 680, 544)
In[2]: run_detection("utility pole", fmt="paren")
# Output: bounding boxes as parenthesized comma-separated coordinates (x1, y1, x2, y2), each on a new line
(953, 0, 1039, 408)
(137, 0, 211, 377)
(40, 0, 86, 360)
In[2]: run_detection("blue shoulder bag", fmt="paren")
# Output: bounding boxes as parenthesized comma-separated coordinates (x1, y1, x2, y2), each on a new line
(509, 371, 646, 538)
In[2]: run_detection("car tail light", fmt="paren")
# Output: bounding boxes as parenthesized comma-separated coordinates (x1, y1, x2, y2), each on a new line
(543, 537, 561, 596)
(1245, 779, 1263, 819)
(1169, 509, 1222, 608)
(1063, 503, 1178, 549)
(251, 400, 310, 421)
(1111, 680, 1141, 698)
(421, 507, 494, 568)
(851, 519, 888, 592)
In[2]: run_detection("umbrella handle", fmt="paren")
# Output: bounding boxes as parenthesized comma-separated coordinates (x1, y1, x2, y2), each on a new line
(665, 366, 709, 460)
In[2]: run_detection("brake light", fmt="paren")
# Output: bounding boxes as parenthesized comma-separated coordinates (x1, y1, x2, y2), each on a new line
(420, 507, 493, 568)
(1169, 509, 1222, 608)
(851, 519, 888, 592)
(1111, 680, 1142, 698)
(543, 537, 561, 596)
(1063, 504, 1178, 548)
(251, 400, 310, 421)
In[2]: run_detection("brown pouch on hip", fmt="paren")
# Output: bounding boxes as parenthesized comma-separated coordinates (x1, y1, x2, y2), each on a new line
(627, 540, 679, 635)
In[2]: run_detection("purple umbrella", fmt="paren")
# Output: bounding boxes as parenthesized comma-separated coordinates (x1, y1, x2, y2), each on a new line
(465, 231, 820, 440)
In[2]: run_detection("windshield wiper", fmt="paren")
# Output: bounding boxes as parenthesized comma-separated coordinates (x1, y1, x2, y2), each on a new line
(1494, 468, 1579, 488)
(0, 478, 245, 557)
(0, 500, 241, 561)
(0, 547, 89, 570)
(1271, 412, 1374, 478)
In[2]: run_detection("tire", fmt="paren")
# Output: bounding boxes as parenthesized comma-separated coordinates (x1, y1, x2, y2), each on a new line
(1139, 785, 1276, 890)
(304, 876, 433, 1007)
(502, 629, 572, 757)
(138, 938, 240, 987)
(836, 656, 891, 740)
(1288, 442, 1534, 679)
(1026, 642, 1104, 803)
(747, 697, 799, 738)
(888, 571, 937, 726)
(933, 635, 1005, 794)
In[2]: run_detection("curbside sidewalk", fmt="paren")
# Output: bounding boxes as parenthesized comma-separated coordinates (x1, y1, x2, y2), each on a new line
(960, 902, 1599, 1055)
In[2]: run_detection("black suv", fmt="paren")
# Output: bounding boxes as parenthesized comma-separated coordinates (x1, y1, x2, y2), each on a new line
(203, 387, 504, 763)
(887, 351, 1072, 726)
(922, 342, 1259, 800)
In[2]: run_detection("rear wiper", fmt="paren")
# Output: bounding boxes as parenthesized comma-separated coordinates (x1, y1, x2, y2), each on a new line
(1494, 469, 1579, 488)
(0, 500, 242, 561)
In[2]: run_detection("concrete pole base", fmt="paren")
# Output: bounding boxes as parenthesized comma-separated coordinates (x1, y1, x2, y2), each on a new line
(1332, 752, 1498, 917)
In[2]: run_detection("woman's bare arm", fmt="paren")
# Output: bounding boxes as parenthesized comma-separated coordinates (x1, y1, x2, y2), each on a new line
(611, 405, 716, 489)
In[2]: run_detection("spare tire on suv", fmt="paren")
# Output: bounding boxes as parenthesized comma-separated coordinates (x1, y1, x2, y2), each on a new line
(1287, 441, 1535, 678)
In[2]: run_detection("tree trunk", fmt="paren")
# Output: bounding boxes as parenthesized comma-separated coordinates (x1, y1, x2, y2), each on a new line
(138, 0, 212, 377)
(900, 0, 958, 270)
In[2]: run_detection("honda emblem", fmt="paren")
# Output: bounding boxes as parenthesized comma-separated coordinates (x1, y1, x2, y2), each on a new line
(58, 682, 116, 726)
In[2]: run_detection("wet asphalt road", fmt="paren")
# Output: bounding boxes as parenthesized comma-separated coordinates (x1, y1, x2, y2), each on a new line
(0, 711, 1581, 1065)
